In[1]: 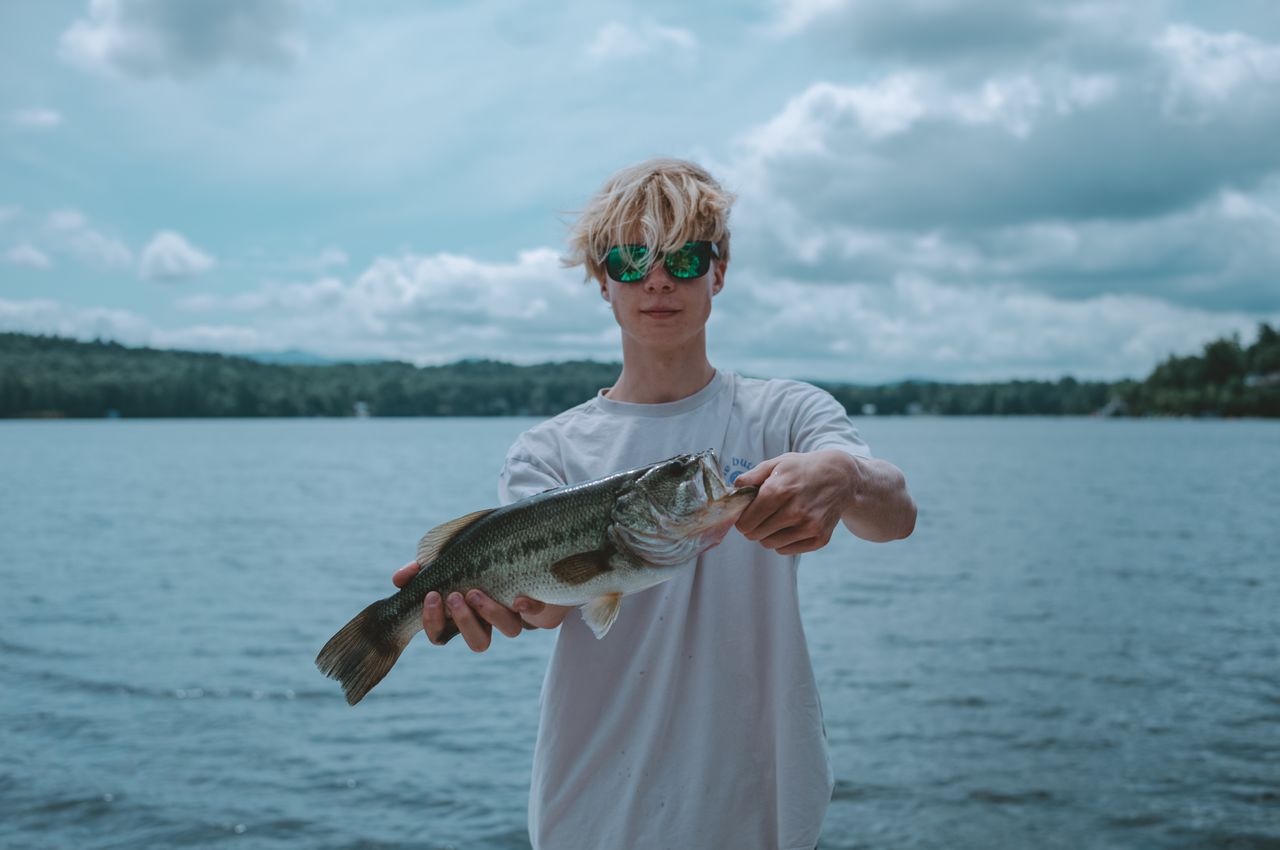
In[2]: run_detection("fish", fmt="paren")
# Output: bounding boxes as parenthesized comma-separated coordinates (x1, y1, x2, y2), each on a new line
(316, 449, 757, 705)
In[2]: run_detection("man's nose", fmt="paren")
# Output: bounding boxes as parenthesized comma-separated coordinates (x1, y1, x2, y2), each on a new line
(642, 264, 676, 291)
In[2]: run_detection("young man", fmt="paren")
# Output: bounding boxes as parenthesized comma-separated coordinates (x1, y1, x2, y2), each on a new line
(393, 158, 916, 849)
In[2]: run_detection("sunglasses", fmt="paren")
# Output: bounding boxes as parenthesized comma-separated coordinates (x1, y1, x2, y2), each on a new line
(604, 241, 721, 283)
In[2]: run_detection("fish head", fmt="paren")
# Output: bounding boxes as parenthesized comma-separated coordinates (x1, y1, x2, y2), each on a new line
(612, 450, 758, 567)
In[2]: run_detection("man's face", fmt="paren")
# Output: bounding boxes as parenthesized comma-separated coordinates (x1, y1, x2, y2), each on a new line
(597, 248, 725, 354)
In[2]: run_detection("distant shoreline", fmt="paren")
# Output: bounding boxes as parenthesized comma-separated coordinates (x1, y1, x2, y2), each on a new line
(2, 329, 1277, 419)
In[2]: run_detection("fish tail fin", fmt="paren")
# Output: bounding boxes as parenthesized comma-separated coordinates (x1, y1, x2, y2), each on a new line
(315, 599, 411, 706)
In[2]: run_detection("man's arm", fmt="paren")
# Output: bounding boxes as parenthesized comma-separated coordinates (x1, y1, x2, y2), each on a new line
(733, 449, 915, 555)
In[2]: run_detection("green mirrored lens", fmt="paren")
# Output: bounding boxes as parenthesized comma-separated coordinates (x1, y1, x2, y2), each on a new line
(606, 245, 649, 282)
(664, 243, 708, 279)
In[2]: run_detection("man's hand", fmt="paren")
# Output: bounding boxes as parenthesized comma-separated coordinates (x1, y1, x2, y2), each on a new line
(732, 450, 859, 555)
(734, 449, 916, 549)
(391, 562, 571, 652)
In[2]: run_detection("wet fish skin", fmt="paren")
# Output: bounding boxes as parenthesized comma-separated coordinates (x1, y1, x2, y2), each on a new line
(316, 450, 756, 705)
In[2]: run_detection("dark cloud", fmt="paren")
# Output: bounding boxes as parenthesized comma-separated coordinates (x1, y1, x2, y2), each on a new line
(735, 184, 1280, 313)
(812, 0, 1065, 63)
(729, 20, 1280, 313)
(60, 0, 305, 78)
(756, 83, 1280, 230)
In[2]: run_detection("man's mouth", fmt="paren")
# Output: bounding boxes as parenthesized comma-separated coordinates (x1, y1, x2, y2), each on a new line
(642, 308, 680, 317)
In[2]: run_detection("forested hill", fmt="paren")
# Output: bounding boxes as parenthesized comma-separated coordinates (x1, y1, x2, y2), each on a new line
(0, 334, 620, 418)
(2, 326, 1278, 418)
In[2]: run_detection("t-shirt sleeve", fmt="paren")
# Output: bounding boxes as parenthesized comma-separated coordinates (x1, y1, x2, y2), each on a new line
(498, 440, 566, 506)
(789, 384, 873, 459)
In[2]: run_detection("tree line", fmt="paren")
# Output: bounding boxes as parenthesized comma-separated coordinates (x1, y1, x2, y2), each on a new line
(2, 325, 1277, 419)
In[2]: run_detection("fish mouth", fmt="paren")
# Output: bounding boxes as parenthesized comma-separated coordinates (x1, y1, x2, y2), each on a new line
(672, 451, 757, 535)
(611, 450, 758, 567)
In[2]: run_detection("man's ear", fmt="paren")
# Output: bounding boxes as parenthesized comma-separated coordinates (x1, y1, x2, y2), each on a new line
(598, 275, 610, 302)
(711, 260, 726, 295)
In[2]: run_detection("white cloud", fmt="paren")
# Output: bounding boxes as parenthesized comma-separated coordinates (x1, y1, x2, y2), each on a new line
(59, 0, 306, 79)
(0, 298, 155, 344)
(77, 240, 1280, 380)
(185, 248, 577, 321)
(316, 247, 347, 269)
(0, 205, 20, 224)
(719, 21, 1280, 315)
(713, 271, 1276, 382)
(772, 0, 847, 35)
(1157, 24, 1280, 116)
(139, 230, 215, 281)
(47, 209, 87, 230)
(8, 108, 64, 128)
(6, 244, 53, 269)
(175, 247, 610, 362)
(43, 208, 133, 270)
(4, 254, 1273, 382)
(722, 184, 1280, 314)
(584, 21, 697, 65)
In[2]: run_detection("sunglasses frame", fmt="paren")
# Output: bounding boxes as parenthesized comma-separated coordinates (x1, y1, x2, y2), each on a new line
(604, 240, 721, 284)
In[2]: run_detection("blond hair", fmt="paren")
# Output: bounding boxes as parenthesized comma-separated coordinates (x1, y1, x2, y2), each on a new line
(563, 158, 735, 282)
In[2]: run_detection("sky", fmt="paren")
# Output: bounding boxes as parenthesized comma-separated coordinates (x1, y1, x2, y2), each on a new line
(2, 0, 1279, 383)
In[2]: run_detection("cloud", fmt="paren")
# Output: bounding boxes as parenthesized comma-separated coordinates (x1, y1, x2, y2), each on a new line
(6, 244, 53, 269)
(174, 247, 608, 362)
(710, 271, 1275, 382)
(8, 108, 64, 129)
(1157, 23, 1280, 114)
(139, 230, 215, 281)
(0, 297, 268, 352)
(316, 247, 347, 269)
(6, 247, 1274, 382)
(717, 21, 1280, 316)
(772, 0, 1155, 68)
(584, 21, 697, 65)
(0, 205, 20, 224)
(0, 298, 156, 344)
(44, 208, 133, 270)
(59, 0, 306, 79)
(732, 35, 1280, 230)
(729, 183, 1280, 312)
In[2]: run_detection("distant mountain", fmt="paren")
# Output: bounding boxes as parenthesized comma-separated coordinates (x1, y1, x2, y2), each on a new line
(242, 349, 341, 366)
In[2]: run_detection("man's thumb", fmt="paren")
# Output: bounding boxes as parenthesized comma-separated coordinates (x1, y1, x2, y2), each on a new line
(733, 458, 778, 489)
(392, 561, 420, 588)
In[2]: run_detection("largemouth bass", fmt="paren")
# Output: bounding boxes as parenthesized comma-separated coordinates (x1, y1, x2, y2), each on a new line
(316, 449, 756, 705)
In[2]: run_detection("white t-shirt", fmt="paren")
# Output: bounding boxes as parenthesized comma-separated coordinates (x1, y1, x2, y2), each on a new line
(499, 370, 871, 850)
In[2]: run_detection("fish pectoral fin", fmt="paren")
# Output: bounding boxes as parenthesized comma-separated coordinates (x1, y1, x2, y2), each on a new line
(580, 593, 623, 639)
(416, 508, 498, 566)
(549, 550, 612, 585)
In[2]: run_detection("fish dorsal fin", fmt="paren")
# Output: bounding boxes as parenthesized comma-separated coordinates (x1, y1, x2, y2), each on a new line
(416, 508, 497, 566)
(550, 550, 611, 585)
(580, 592, 623, 639)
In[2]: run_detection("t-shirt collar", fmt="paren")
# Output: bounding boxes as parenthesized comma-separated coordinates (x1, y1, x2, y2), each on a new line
(593, 370, 728, 418)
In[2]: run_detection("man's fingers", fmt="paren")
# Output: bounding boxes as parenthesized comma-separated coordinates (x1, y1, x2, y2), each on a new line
(739, 503, 793, 541)
(392, 561, 420, 588)
(777, 537, 821, 556)
(735, 499, 773, 536)
(422, 591, 452, 644)
(466, 591, 524, 639)
(760, 525, 812, 552)
(447, 592, 493, 652)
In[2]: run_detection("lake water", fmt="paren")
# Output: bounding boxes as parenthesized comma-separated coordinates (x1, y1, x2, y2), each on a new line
(1, 417, 1277, 849)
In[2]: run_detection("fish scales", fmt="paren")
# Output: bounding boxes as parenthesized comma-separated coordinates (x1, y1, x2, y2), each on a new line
(316, 450, 756, 705)
(409, 469, 633, 604)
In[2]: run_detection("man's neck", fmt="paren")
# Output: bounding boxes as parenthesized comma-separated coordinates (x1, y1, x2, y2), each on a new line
(606, 338, 716, 404)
